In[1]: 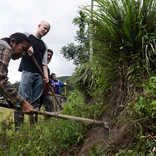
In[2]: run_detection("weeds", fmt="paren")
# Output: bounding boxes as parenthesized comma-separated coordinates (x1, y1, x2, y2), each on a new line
(0, 89, 104, 156)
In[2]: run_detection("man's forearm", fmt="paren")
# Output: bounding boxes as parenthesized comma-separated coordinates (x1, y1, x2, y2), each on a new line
(0, 74, 23, 107)
(43, 65, 48, 80)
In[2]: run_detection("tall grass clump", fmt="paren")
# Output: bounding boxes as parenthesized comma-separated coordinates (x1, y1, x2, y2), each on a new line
(0, 116, 86, 156)
(116, 76, 156, 155)
(86, 0, 156, 113)
(63, 89, 105, 119)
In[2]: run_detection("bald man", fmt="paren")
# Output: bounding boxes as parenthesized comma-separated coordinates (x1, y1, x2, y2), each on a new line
(14, 21, 51, 130)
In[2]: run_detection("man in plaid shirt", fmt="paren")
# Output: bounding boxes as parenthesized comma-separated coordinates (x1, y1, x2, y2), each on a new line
(0, 32, 34, 113)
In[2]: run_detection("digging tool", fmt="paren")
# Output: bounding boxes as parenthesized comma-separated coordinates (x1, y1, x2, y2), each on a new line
(31, 55, 63, 110)
(33, 109, 107, 127)
(0, 102, 109, 128)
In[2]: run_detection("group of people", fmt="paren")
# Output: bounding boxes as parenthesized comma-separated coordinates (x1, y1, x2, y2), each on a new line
(0, 21, 66, 131)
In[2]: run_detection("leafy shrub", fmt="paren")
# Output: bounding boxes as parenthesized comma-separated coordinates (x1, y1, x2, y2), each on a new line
(0, 117, 86, 156)
(130, 76, 156, 120)
(124, 77, 156, 155)
(0, 89, 105, 156)
(63, 90, 105, 119)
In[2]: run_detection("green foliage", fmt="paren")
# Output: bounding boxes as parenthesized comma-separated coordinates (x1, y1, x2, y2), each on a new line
(63, 90, 85, 116)
(145, 76, 156, 95)
(59, 0, 156, 155)
(72, 64, 96, 93)
(71, 63, 100, 103)
(61, 10, 90, 65)
(122, 76, 156, 155)
(57, 76, 75, 96)
(57, 76, 71, 82)
(86, 0, 156, 97)
(134, 96, 156, 119)
(10, 120, 86, 156)
(1, 0, 155, 155)
(116, 134, 155, 156)
(72, 10, 89, 36)
(0, 117, 86, 156)
(129, 76, 156, 119)
(61, 43, 89, 65)
(0, 90, 105, 156)
(63, 90, 105, 120)
(98, 77, 156, 155)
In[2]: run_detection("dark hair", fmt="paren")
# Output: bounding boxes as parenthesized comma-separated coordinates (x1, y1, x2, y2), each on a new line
(1, 32, 31, 45)
(10, 32, 31, 44)
(48, 49, 53, 54)
(51, 73, 56, 79)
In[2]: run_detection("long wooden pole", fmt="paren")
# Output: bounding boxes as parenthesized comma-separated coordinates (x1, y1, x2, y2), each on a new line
(31, 55, 63, 110)
(0, 102, 108, 128)
(33, 110, 105, 127)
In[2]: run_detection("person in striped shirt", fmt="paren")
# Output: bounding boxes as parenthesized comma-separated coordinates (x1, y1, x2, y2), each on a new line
(0, 32, 34, 113)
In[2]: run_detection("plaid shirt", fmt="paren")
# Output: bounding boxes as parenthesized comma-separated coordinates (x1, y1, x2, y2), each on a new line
(0, 40, 23, 107)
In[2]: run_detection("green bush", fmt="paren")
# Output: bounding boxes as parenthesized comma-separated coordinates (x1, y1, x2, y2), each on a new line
(0, 89, 106, 156)
(63, 90, 105, 119)
(0, 118, 86, 156)
(123, 77, 156, 155)
(132, 76, 156, 120)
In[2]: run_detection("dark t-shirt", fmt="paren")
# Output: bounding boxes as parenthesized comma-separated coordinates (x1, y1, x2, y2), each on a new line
(19, 34, 46, 73)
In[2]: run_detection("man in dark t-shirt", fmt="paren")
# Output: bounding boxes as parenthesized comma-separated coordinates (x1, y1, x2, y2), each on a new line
(14, 21, 51, 130)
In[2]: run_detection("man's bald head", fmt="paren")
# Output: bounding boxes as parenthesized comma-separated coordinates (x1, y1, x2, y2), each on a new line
(35, 21, 50, 38)
(39, 21, 51, 29)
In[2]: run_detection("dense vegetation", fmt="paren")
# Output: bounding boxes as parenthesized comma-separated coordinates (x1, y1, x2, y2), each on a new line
(0, 0, 155, 155)
(62, 0, 156, 155)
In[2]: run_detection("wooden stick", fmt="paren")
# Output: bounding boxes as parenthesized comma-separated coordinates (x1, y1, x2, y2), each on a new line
(31, 55, 63, 110)
(0, 103, 108, 128)
(33, 110, 106, 127)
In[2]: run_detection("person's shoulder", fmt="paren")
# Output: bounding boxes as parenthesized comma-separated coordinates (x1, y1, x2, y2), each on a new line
(28, 34, 34, 38)
(44, 42, 47, 48)
(0, 40, 11, 50)
(24, 32, 31, 37)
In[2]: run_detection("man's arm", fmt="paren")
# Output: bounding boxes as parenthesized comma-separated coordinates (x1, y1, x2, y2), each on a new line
(59, 81, 66, 87)
(0, 45, 34, 113)
(43, 65, 49, 83)
(0, 46, 23, 107)
(42, 46, 49, 83)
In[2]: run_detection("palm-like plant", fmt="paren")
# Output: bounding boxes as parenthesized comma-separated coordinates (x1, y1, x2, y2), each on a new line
(61, 10, 90, 65)
(72, 63, 97, 103)
(73, 10, 89, 36)
(87, 0, 155, 108)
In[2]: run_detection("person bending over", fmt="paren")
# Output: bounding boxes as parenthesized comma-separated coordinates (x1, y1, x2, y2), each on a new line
(0, 32, 34, 114)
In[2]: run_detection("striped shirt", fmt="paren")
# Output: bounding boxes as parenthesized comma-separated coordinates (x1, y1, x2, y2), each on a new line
(0, 40, 23, 107)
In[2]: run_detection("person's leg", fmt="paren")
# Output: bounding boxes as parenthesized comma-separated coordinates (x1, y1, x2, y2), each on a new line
(39, 94, 44, 110)
(44, 95, 53, 112)
(30, 73, 43, 124)
(14, 71, 33, 130)
(31, 73, 43, 109)
(18, 71, 33, 102)
(43, 95, 53, 120)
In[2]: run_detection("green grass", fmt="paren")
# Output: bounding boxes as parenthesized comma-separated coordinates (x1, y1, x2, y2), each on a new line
(0, 108, 13, 122)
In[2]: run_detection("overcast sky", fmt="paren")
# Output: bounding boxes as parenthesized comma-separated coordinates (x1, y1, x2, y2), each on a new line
(0, 0, 91, 83)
